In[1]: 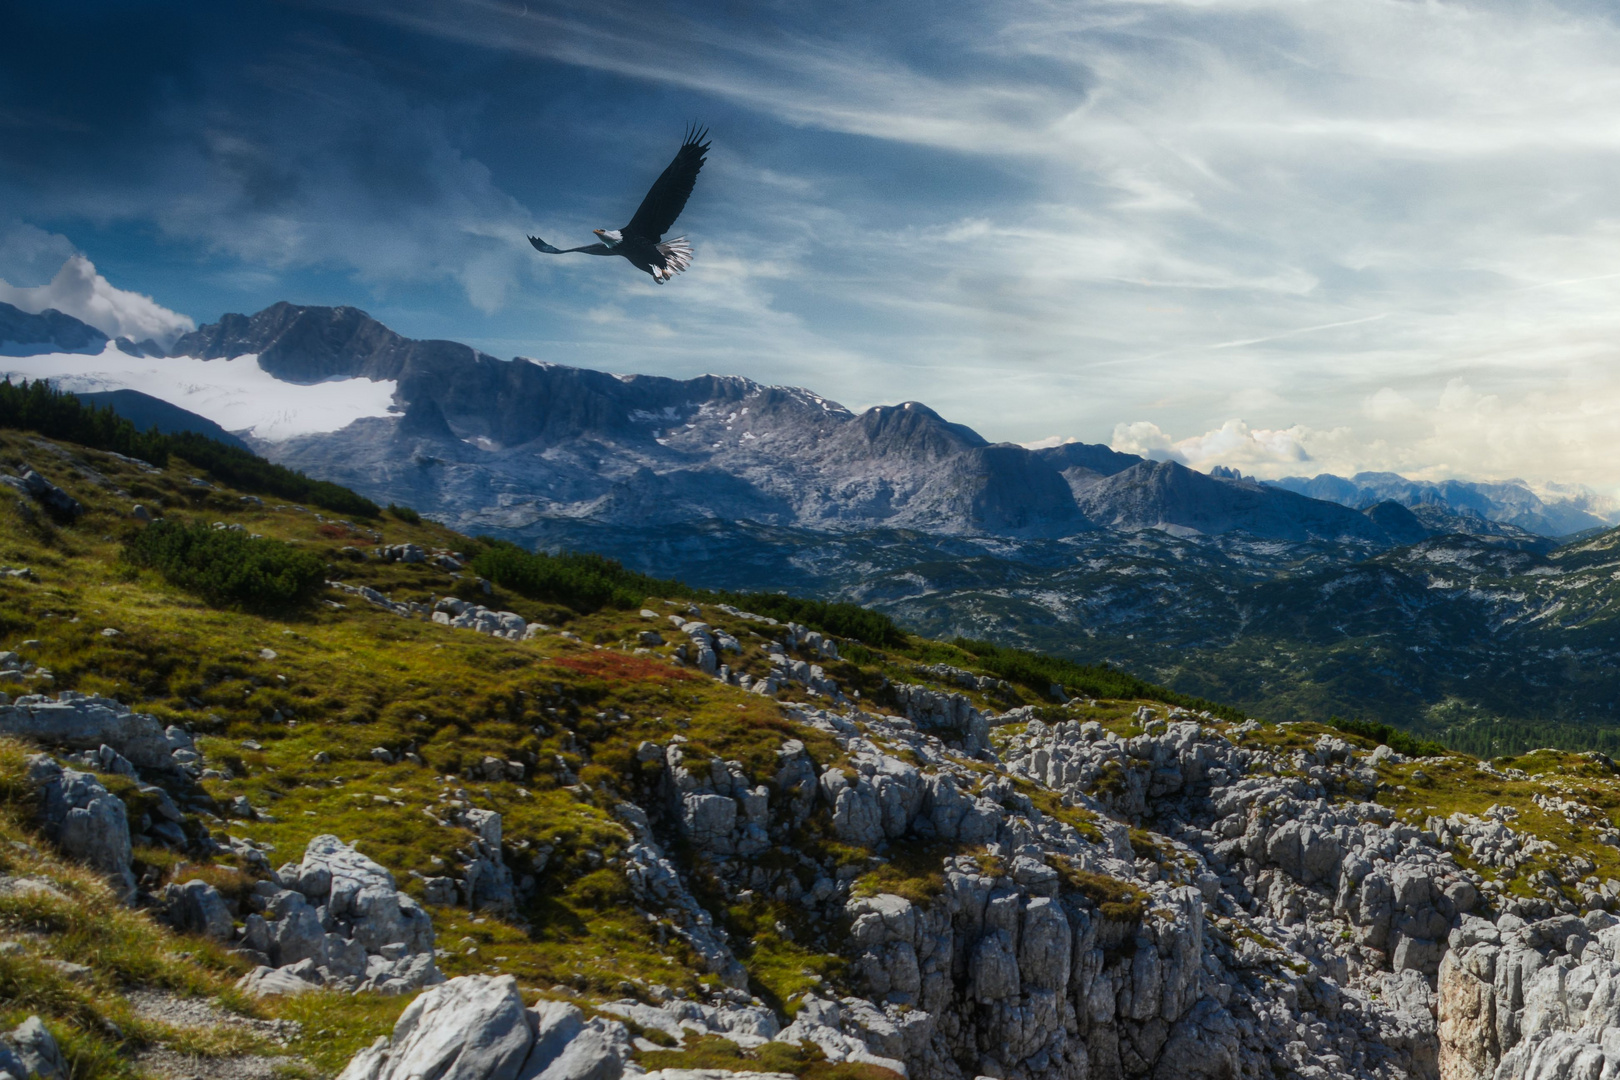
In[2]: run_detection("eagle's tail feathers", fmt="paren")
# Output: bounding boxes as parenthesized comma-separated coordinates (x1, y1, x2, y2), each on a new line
(658, 236, 694, 276)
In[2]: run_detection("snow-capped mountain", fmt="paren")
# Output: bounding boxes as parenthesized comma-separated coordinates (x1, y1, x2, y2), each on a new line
(11, 297, 1601, 550)
(35, 299, 1427, 547)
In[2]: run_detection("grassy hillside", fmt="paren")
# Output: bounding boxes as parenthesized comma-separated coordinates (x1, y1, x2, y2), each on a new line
(7, 423, 1620, 1079)
(0, 426, 1227, 1077)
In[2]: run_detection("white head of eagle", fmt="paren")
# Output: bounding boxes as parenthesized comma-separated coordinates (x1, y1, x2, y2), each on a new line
(592, 229, 624, 246)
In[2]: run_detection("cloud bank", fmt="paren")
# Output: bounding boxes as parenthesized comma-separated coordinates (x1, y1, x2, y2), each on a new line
(0, 254, 195, 348)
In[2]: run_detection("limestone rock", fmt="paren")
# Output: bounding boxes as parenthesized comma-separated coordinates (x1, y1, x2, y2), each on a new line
(163, 879, 234, 942)
(236, 963, 323, 997)
(3, 693, 174, 769)
(335, 976, 633, 1080)
(0, 1017, 67, 1080)
(27, 755, 135, 902)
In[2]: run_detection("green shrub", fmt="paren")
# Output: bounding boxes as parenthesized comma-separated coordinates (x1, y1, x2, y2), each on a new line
(386, 503, 422, 524)
(471, 541, 909, 647)
(470, 542, 661, 613)
(719, 593, 906, 647)
(1328, 715, 1446, 758)
(949, 636, 1245, 721)
(165, 431, 378, 518)
(122, 520, 326, 610)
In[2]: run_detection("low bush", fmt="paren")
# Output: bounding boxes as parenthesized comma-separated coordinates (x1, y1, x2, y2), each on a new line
(720, 592, 906, 647)
(471, 541, 909, 647)
(949, 636, 1245, 721)
(470, 542, 662, 612)
(122, 520, 326, 610)
(1329, 715, 1446, 758)
(386, 502, 422, 524)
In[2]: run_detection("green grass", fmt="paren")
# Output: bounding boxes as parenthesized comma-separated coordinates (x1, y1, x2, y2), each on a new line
(1054, 863, 1148, 924)
(0, 377, 378, 517)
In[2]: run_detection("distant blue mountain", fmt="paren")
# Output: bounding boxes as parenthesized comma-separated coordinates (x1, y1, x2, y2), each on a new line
(73, 388, 251, 451)
(1264, 471, 1612, 537)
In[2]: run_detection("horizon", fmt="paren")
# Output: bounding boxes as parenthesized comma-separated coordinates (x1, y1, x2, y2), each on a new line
(7, 1, 1620, 497)
(3, 274, 1618, 518)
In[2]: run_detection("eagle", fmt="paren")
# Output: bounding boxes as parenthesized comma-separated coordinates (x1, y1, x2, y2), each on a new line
(528, 125, 710, 284)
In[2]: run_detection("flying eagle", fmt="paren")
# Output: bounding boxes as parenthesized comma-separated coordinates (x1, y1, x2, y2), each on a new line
(528, 126, 710, 284)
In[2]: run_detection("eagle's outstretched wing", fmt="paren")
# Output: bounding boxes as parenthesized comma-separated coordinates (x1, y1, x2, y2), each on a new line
(528, 236, 612, 255)
(623, 125, 710, 243)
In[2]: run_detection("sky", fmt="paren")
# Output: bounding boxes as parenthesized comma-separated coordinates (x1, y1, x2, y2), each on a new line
(6, 0, 1620, 496)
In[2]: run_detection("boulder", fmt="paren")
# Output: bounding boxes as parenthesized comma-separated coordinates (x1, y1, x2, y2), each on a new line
(6, 467, 82, 519)
(334, 975, 630, 1080)
(164, 879, 234, 942)
(0, 1017, 66, 1080)
(237, 963, 322, 997)
(27, 756, 135, 902)
(244, 835, 442, 994)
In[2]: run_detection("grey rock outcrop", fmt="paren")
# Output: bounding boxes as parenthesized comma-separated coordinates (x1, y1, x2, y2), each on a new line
(616, 802, 749, 989)
(432, 597, 535, 641)
(237, 835, 442, 996)
(162, 879, 234, 941)
(663, 743, 771, 860)
(621, 699, 1479, 1080)
(27, 755, 135, 902)
(0, 466, 82, 520)
(335, 975, 631, 1080)
(2, 692, 176, 770)
(1436, 909, 1620, 1080)
(442, 805, 516, 912)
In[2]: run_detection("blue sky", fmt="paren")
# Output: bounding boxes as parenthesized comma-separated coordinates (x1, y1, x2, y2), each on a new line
(7, 0, 1620, 498)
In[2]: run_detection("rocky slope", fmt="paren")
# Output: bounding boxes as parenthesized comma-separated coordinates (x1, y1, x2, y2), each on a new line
(2, 429, 1620, 1080)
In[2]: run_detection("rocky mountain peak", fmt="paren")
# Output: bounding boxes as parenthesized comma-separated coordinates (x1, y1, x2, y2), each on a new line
(0, 301, 109, 356)
(168, 301, 476, 385)
(830, 401, 990, 464)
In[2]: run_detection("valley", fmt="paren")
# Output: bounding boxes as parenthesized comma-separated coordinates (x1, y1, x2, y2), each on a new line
(8, 299, 1620, 753)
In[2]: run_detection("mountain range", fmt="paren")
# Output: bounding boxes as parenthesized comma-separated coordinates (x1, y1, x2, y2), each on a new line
(7, 296, 1620, 750)
(1263, 470, 1618, 538)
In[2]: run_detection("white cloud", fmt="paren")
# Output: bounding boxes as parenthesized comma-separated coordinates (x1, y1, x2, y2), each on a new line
(0, 255, 195, 348)
(1111, 418, 1314, 471)
(1109, 421, 1176, 460)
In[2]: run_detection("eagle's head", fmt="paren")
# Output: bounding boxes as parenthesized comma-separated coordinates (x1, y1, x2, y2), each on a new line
(593, 229, 623, 246)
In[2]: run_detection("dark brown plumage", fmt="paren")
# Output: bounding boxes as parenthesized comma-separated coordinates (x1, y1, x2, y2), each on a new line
(528, 125, 710, 284)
